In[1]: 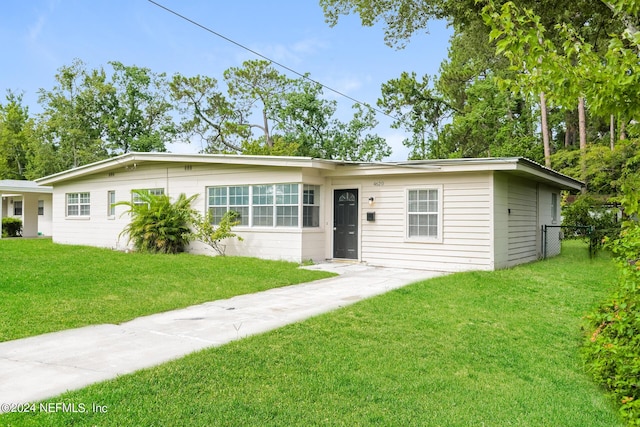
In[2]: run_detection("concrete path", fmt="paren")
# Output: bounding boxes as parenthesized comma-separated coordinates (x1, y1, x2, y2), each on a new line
(0, 263, 445, 409)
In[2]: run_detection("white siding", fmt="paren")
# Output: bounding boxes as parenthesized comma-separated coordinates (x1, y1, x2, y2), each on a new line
(50, 163, 310, 258)
(329, 172, 493, 272)
(507, 177, 539, 265)
(492, 173, 509, 269)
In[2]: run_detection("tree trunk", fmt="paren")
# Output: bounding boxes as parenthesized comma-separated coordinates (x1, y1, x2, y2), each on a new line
(610, 114, 615, 151)
(620, 119, 627, 141)
(578, 96, 587, 186)
(539, 92, 551, 167)
(262, 109, 273, 147)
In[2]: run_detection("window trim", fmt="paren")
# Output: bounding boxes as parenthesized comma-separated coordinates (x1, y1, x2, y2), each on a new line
(405, 186, 443, 243)
(13, 200, 23, 216)
(303, 184, 320, 228)
(66, 192, 91, 217)
(206, 183, 312, 229)
(107, 190, 116, 218)
(38, 200, 44, 216)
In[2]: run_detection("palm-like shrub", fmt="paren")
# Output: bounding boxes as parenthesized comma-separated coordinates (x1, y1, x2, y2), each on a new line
(117, 190, 198, 254)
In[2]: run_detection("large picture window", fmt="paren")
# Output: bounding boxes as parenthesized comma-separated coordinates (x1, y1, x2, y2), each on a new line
(207, 183, 311, 228)
(67, 192, 91, 217)
(407, 188, 440, 239)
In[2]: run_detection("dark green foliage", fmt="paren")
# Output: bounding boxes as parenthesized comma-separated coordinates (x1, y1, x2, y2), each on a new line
(117, 190, 198, 254)
(1, 217, 22, 237)
(562, 193, 621, 251)
(583, 177, 640, 425)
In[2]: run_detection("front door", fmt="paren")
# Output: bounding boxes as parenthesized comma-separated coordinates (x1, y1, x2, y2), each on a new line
(333, 189, 358, 259)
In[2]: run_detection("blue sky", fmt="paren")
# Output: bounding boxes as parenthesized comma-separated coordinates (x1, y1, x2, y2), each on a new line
(1, 0, 452, 160)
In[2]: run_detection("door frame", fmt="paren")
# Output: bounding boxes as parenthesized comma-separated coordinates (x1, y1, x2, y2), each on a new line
(332, 186, 361, 260)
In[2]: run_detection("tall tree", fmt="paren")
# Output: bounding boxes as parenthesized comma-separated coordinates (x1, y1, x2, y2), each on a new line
(0, 91, 35, 179)
(103, 61, 175, 154)
(172, 61, 391, 161)
(37, 59, 108, 171)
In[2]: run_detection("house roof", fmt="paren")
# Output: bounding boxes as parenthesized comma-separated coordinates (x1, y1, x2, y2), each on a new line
(0, 179, 53, 195)
(34, 152, 584, 191)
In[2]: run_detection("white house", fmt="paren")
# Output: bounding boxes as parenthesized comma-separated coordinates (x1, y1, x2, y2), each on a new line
(34, 153, 582, 272)
(0, 180, 53, 238)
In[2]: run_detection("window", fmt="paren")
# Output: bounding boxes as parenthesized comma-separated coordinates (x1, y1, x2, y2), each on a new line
(276, 184, 298, 227)
(38, 200, 44, 216)
(207, 186, 249, 226)
(132, 188, 164, 205)
(108, 191, 116, 217)
(407, 188, 440, 239)
(228, 186, 249, 225)
(14, 201, 23, 216)
(252, 185, 274, 226)
(67, 192, 90, 217)
(551, 193, 558, 223)
(303, 185, 320, 227)
(207, 183, 309, 228)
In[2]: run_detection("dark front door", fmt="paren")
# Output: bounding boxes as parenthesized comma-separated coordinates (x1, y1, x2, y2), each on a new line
(333, 189, 358, 259)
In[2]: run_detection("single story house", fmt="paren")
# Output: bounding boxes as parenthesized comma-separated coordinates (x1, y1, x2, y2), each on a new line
(0, 180, 53, 238)
(34, 153, 582, 272)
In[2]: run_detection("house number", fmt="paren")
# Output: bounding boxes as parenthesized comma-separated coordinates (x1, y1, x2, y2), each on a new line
(373, 181, 384, 186)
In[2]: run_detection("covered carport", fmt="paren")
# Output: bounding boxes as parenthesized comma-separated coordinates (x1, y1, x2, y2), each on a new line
(0, 180, 53, 238)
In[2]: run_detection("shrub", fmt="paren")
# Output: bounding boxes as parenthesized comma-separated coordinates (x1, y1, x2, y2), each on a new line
(117, 190, 198, 254)
(583, 177, 640, 425)
(192, 210, 243, 256)
(2, 217, 22, 237)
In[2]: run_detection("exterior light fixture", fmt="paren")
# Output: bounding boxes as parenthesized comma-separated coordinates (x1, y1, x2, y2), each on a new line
(368, 197, 375, 206)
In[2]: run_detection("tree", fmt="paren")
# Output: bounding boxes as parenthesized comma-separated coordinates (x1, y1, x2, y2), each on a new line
(170, 74, 244, 153)
(37, 59, 109, 171)
(172, 62, 391, 161)
(0, 91, 35, 179)
(103, 61, 175, 154)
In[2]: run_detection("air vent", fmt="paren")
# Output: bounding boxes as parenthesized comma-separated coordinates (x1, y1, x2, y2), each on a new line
(108, 172, 115, 177)
(184, 165, 193, 171)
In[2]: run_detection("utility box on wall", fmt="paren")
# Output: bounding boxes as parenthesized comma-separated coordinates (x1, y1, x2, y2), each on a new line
(366, 212, 375, 222)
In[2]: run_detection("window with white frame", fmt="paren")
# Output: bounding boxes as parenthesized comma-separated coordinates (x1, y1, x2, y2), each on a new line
(207, 183, 307, 228)
(303, 185, 320, 227)
(67, 192, 90, 217)
(38, 200, 44, 216)
(252, 185, 274, 226)
(276, 184, 298, 227)
(14, 200, 23, 216)
(107, 191, 116, 216)
(132, 188, 164, 205)
(228, 186, 249, 225)
(407, 188, 440, 239)
(207, 186, 249, 226)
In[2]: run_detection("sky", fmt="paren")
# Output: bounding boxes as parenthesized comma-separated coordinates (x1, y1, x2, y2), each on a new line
(1, 0, 453, 160)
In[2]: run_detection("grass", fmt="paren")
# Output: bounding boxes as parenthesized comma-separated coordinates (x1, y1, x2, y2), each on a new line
(1, 240, 624, 426)
(0, 238, 334, 342)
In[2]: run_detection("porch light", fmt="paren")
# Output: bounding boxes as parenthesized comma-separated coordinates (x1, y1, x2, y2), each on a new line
(368, 197, 375, 206)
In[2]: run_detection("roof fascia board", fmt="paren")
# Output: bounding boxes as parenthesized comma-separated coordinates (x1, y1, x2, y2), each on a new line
(36, 153, 338, 185)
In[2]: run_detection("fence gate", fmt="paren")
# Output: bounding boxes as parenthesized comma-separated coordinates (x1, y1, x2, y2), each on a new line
(541, 225, 595, 259)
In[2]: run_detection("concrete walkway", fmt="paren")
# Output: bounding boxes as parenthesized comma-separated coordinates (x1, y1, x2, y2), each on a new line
(0, 263, 445, 409)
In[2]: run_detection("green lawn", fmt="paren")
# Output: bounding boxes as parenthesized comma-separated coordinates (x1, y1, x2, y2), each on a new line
(0, 238, 333, 342)
(1, 240, 624, 426)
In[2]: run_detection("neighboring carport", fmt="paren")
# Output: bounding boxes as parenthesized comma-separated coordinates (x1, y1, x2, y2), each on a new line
(0, 180, 53, 238)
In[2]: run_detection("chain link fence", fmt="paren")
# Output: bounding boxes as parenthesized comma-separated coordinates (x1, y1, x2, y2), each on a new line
(541, 225, 595, 259)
